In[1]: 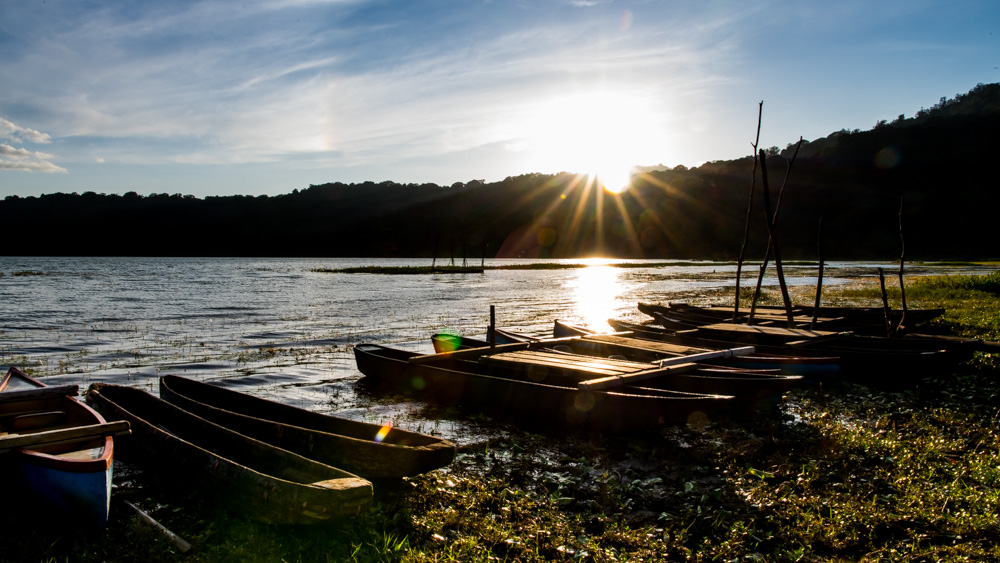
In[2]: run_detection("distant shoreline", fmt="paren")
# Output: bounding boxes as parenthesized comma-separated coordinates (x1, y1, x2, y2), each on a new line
(309, 260, 999, 275)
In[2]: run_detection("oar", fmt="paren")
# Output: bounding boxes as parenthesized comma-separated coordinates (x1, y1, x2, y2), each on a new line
(0, 420, 131, 451)
(579, 346, 755, 391)
(0, 385, 80, 402)
(655, 346, 755, 367)
(578, 363, 705, 391)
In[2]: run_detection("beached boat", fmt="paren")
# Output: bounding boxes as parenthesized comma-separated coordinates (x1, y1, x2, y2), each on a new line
(637, 301, 945, 334)
(1, 367, 125, 529)
(85, 383, 372, 524)
(158, 375, 455, 479)
(552, 320, 840, 378)
(354, 342, 740, 431)
(611, 313, 980, 382)
(433, 329, 814, 396)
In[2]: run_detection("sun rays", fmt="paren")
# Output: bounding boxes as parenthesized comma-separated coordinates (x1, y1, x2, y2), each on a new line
(510, 90, 667, 195)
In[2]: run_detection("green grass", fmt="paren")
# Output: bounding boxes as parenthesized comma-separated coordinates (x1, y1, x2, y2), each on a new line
(4, 271, 1000, 562)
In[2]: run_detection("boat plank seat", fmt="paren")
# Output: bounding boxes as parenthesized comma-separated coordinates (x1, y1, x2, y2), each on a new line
(8, 410, 69, 433)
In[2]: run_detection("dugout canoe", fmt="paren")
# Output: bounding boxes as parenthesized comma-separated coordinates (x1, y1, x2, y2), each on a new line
(637, 301, 945, 333)
(552, 320, 840, 379)
(1, 367, 123, 529)
(158, 375, 455, 479)
(85, 383, 372, 524)
(611, 313, 980, 382)
(354, 342, 738, 431)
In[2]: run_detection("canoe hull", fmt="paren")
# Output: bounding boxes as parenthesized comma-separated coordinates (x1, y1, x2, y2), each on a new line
(354, 343, 735, 432)
(158, 375, 455, 479)
(1, 367, 113, 529)
(6, 453, 113, 528)
(86, 383, 372, 525)
(553, 320, 840, 379)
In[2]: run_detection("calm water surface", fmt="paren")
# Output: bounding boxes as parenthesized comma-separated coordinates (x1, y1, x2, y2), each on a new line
(1, 257, 992, 443)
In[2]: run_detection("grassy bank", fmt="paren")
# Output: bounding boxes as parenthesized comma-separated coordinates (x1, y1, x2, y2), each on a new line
(3, 273, 1000, 562)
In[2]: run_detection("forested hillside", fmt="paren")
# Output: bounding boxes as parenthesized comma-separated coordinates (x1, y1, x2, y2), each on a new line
(4, 83, 998, 260)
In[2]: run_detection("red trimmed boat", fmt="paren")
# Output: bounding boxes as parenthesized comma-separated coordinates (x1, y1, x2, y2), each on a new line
(1, 367, 122, 529)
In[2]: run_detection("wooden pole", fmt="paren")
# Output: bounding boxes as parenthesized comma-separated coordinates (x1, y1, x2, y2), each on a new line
(749, 265, 766, 324)
(749, 137, 804, 325)
(126, 501, 193, 553)
(811, 216, 825, 330)
(733, 101, 763, 322)
(758, 150, 795, 328)
(489, 305, 496, 351)
(896, 196, 908, 334)
(878, 267, 891, 337)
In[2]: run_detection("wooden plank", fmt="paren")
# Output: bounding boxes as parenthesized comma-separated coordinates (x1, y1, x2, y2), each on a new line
(8, 410, 68, 432)
(0, 385, 80, 403)
(0, 420, 131, 451)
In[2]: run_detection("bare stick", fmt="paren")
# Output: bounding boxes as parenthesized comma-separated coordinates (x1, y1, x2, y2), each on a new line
(896, 196, 908, 335)
(749, 137, 804, 325)
(758, 150, 795, 328)
(811, 216, 825, 330)
(489, 305, 496, 351)
(748, 265, 766, 325)
(878, 267, 891, 337)
(126, 501, 192, 553)
(733, 101, 763, 321)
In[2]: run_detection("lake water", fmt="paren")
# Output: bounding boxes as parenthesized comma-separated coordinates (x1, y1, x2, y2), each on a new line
(1, 257, 993, 443)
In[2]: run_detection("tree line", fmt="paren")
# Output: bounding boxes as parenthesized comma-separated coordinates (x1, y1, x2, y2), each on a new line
(3, 83, 999, 260)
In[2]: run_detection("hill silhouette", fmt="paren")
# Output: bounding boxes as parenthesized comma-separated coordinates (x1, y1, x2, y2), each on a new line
(3, 83, 999, 260)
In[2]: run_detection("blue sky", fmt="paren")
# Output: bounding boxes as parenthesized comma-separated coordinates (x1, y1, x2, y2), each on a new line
(1, 0, 997, 198)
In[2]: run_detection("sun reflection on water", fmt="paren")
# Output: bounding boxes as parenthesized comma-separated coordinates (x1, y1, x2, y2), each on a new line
(566, 265, 627, 332)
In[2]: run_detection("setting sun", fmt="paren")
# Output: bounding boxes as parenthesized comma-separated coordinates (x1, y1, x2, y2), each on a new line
(509, 90, 669, 194)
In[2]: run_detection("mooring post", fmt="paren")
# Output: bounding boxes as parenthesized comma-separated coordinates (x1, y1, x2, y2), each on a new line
(489, 305, 496, 351)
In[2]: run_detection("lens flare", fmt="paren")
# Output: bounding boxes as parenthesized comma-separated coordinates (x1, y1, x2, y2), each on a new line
(375, 423, 392, 443)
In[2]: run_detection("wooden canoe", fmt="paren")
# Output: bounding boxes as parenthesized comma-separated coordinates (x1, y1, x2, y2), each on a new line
(638, 301, 945, 333)
(430, 330, 804, 398)
(552, 320, 840, 379)
(610, 314, 980, 382)
(85, 383, 372, 524)
(158, 375, 455, 479)
(354, 343, 737, 432)
(1, 367, 118, 529)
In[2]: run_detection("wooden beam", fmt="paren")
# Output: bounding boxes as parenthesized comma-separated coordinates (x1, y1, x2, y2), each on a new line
(0, 420, 131, 451)
(0, 385, 80, 403)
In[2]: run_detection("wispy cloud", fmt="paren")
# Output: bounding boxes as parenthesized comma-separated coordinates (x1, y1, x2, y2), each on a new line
(0, 117, 53, 144)
(0, 118, 66, 173)
(1, 0, 996, 195)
